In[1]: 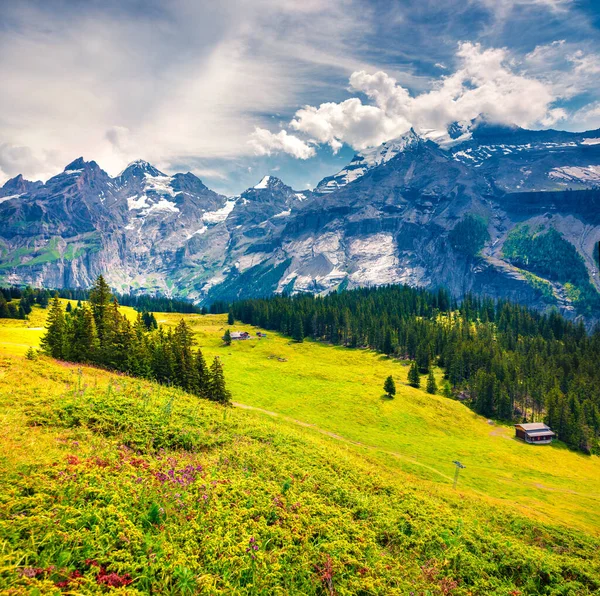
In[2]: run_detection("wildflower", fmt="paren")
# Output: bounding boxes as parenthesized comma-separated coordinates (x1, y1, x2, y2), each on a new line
(245, 536, 260, 558)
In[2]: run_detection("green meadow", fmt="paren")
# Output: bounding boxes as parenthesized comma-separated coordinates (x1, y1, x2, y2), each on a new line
(1, 305, 600, 593)
(3, 306, 600, 534)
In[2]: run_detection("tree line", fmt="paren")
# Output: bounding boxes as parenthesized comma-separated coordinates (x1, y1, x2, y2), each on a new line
(230, 286, 600, 454)
(40, 276, 230, 405)
(0, 286, 52, 318)
(0, 285, 205, 318)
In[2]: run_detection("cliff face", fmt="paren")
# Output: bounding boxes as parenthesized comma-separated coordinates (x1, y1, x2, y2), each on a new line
(1, 123, 599, 318)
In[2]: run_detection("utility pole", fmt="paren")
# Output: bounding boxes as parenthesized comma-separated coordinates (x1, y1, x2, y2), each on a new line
(452, 460, 466, 489)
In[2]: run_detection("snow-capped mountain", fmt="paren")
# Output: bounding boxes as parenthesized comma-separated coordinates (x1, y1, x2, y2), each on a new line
(1, 122, 599, 318)
(315, 121, 600, 195)
(315, 129, 421, 194)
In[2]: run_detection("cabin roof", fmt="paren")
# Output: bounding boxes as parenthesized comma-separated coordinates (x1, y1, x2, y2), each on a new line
(526, 430, 556, 437)
(515, 422, 550, 431)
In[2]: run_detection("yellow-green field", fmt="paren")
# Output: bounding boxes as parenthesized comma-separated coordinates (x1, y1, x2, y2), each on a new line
(1, 304, 600, 593)
(2, 304, 599, 536)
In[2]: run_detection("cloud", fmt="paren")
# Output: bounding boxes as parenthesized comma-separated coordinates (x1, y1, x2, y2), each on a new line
(277, 42, 568, 154)
(0, 0, 375, 185)
(570, 102, 600, 131)
(249, 128, 316, 159)
(523, 40, 600, 98)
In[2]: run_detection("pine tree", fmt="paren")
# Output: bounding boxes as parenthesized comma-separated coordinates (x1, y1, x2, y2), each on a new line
(25, 346, 37, 360)
(408, 361, 420, 388)
(0, 294, 10, 318)
(426, 370, 437, 394)
(172, 318, 195, 391)
(441, 380, 453, 399)
(89, 275, 112, 341)
(65, 302, 73, 313)
(384, 375, 396, 398)
(208, 357, 231, 405)
(227, 311, 234, 325)
(66, 304, 99, 362)
(383, 328, 394, 355)
(292, 314, 304, 342)
(223, 328, 232, 346)
(195, 349, 211, 397)
(40, 295, 66, 359)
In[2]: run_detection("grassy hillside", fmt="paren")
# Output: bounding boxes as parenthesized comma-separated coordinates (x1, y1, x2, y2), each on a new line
(1, 307, 600, 593)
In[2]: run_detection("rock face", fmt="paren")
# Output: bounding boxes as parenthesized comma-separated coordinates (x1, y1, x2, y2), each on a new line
(1, 121, 599, 318)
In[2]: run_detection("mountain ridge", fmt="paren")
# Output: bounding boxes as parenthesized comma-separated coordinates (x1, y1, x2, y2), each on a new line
(1, 123, 599, 318)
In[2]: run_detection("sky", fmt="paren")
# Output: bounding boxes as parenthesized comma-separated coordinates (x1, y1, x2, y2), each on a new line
(1, 0, 600, 195)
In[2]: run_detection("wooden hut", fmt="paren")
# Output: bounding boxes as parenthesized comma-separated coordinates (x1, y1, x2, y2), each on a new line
(514, 422, 555, 444)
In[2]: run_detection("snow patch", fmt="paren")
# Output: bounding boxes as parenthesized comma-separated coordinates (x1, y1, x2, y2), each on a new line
(202, 199, 236, 224)
(582, 138, 600, 146)
(549, 165, 600, 183)
(254, 175, 271, 189)
(0, 193, 23, 204)
(146, 198, 179, 213)
(186, 226, 208, 239)
(127, 195, 149, 210)
(144, 173, 176, 196)
(272, 209, 291, 218)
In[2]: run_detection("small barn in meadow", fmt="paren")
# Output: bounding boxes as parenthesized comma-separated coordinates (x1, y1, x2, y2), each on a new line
(514, 422, 555, 444)
(229, 331, 251, 341)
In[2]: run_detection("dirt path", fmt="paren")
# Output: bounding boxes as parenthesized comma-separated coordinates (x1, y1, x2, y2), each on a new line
(232, 401, 455, 482)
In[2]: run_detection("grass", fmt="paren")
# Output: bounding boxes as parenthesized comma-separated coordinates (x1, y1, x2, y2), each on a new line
(1, 307, 600, 593)
(2, 308, 600, 534)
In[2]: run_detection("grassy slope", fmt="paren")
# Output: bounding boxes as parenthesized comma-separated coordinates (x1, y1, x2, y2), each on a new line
(159, 313, 600, 535)
(1, 307, 600, 594)
(2, 307, 600, 535)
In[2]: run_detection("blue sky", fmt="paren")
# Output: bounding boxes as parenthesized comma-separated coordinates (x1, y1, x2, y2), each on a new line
(0, 0, 599, 195)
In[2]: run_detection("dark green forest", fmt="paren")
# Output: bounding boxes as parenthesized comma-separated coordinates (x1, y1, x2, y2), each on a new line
(502, 225, 600, 315)
(231, 286, 600, 454)
(40, 277, 230, 405)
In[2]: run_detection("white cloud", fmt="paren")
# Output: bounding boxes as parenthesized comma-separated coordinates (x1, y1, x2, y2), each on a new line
(570, 102, 600, 131)
(249, 128, 316, 159)
(0, 0, 375, 185)
(524, 40, 600, 99)
(280, 42, 568, 155)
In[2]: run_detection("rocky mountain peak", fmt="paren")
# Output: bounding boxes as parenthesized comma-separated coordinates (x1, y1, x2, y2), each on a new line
(118, 160, 165, 182)
(63, 157, 102, 172)
(1, 174, 42, 197)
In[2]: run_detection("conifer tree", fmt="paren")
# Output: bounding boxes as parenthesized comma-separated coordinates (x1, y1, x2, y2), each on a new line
(292, 314, 304, 342)
(40, 295, 66, 359)
(383, 329, 394, 355)
(172, 319, 195, 391)
(408, 361, 420, 388)
(223, 328, 232, 346)
(426, 370, 437, 394)
(0, 294, 10, 318)
(384, 375, 396, 398)
(209, 357, 231, 404)
(89, 275, 112, 341)
(195, 349, 211, 397)
(66, 302, 72, 313)
(227, 311, 234, 325)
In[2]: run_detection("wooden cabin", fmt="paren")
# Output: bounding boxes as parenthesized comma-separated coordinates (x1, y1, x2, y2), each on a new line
(514, 422, 555, 444)
(229, 331, 251, 341)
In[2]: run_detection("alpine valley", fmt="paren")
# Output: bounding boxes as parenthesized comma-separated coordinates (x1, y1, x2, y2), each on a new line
(1, 120, 600, 318)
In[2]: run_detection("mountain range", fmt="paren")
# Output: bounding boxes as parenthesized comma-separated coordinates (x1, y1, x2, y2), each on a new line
(1, 120, 599, 318)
